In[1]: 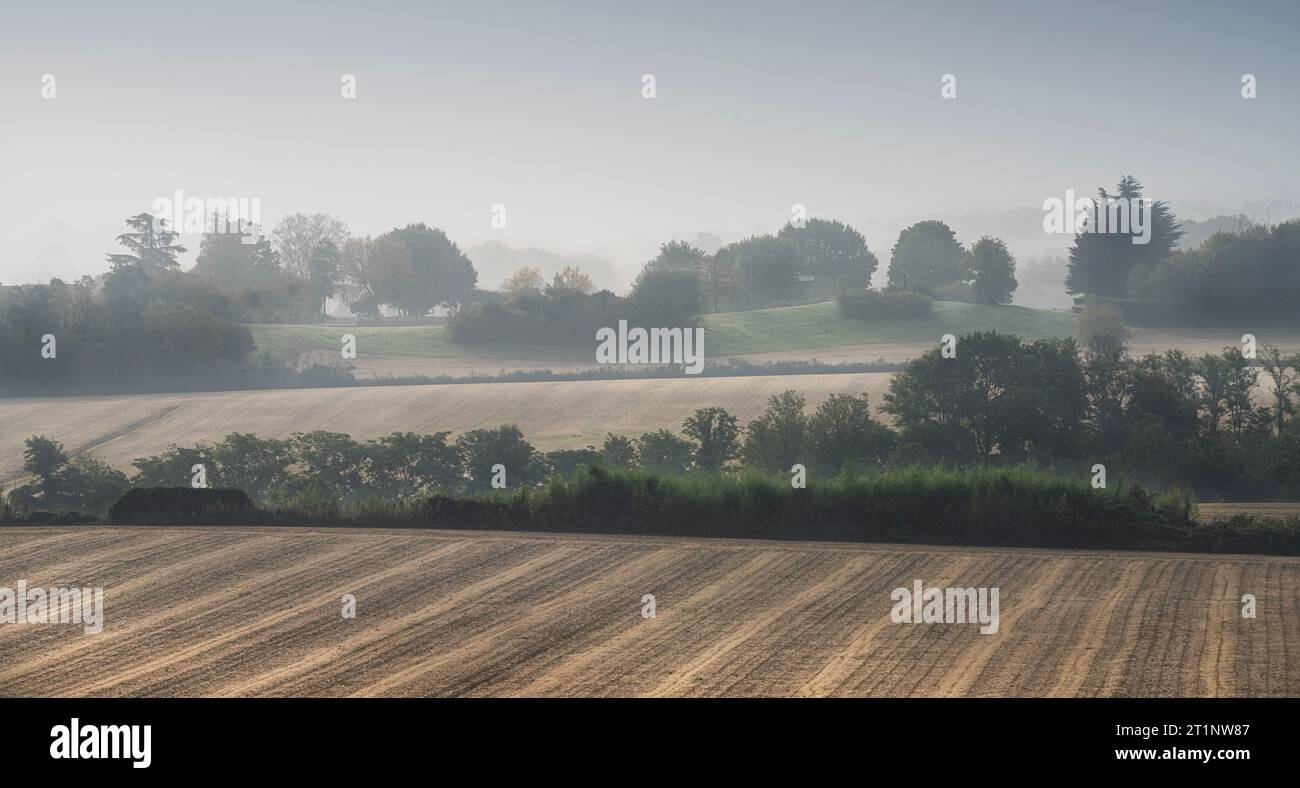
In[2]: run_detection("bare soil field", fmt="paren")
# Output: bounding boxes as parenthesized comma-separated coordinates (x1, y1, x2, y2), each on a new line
(0, 373, 894, 479)
(0, 526, 1294, 697)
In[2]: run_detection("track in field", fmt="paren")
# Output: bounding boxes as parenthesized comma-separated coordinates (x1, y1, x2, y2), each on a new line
(0, 526, 1295, 697)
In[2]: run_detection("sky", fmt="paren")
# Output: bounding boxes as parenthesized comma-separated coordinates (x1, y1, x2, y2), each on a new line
(1, 0, 1298, 286)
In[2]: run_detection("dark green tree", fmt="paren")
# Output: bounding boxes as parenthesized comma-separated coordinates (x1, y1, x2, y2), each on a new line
(456, 424, 545, 490)
(806, 393, 895, 472)
(1064, 175, 1182, 297)
(106, 212, 187, 278)
(682, 407, 741, 471)
(635, 430, 695, 474)
(778, 218, 878, 293)
(886, 220, 964, 294)
(741, 390, 807, 472)
(965, 236, 1017, 305)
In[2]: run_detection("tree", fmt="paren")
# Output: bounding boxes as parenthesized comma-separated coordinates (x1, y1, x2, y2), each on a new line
(546, 265, 594, 296)
(342, 236, 410, 318)
(882, 332, 1086, 460)
(1075, 304, 1131, 355)
(545, 447, 602, 476)
(272, 213, 348, 282)
(501, 266, 544, 300)
(741, 390, 807, 472)
(700, 252, 739, 312)
(14, 436, 127, 514)
(54, 456, 130, 514)
(307, 240, 341, 315)
(1064, 175, 1182, 297)
(373, 223, 478, 315)
(1197, 353, 1234, 437)
(192, 218, 282, 291)
(645, 240, 706, 274)
(627, 268, 702, 327)
(24, 436, 69, 482)
(1259, 345, 1300, 436)
(965, 236, 1017, 305)
(727, 235, 801, 305)
(1082, 339, 1129, 452)
(106, 212, 187, 278)
(1121, 352, 1200, 472)
(364, 431, 461, 498)
(210, 433, 294, 503)
(886, 220, 964, 294)
(635, 430, 695, 474)
(682, 407, 741, 471)
(456, 425, 545, 490)
(291, 431, 365, 497)
(130, 443, 213, 487)
(806, 393, 895, 472)
(600, 433, 638, 469)
(778, 218, 878, 293)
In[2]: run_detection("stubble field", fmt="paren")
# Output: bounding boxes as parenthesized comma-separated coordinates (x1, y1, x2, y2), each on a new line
(1, 526, 1295, 697)
(0, 373, 894, 479)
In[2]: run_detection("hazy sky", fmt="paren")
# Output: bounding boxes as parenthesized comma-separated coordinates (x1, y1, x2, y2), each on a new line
(2, 0, 1298, 285)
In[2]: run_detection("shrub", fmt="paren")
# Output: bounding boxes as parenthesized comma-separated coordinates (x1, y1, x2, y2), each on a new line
(838, 289, 933, 320)
(108, 487, 259, 525)
(407, 464, 1300, 554)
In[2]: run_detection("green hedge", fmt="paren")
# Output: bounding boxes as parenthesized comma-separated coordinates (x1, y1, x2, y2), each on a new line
(838, 290, 933, 320)
(109, 487, 259, 525)
(93, 469, 1300, 555)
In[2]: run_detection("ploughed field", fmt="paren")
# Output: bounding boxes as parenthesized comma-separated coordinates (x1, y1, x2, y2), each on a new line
(1, 526, 1296, 697)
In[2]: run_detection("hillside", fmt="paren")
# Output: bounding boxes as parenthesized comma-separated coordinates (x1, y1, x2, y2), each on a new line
(0, 373, 894, 479)
(249, 300, 1078, 377)
(698, 300, 1077, 355)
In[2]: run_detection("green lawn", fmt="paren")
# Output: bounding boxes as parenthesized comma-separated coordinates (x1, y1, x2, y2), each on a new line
(248, 301, 1076, 361)
(700, 300, 1077, 355)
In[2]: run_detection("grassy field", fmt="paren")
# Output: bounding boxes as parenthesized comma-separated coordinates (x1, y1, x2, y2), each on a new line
(0, 373, 895, 479)
(252, 306, 1300, 378)
(699, 300, 1076, 355)
(247, 301, 1078, 376)
(2, 525, 1294, 697)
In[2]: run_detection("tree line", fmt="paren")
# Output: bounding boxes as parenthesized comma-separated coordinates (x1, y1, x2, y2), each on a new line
(8, 327, 1300, 516)
(1064, 174, 1300, 324)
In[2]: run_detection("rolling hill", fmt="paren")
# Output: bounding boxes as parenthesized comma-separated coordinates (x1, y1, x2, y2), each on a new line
(249, 300, 1078, 377)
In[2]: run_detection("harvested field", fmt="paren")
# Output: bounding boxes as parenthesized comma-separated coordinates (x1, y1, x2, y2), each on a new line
(0, 373, 895, 479)
(0, 526, 1295, 697)
(1199, 502, 1300, 522)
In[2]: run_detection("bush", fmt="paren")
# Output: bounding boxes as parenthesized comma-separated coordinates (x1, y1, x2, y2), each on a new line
(448, 289, 625, 346)
(931, 282, 976, 303)
(838, 289, 933, 320)
(407, 464, 1300, 554)
(108, 487, 259, 525)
